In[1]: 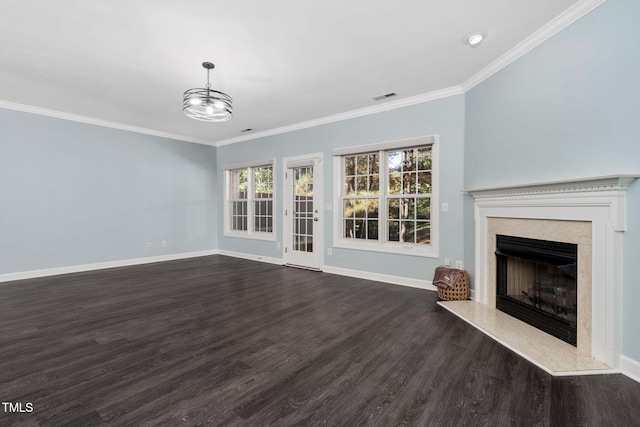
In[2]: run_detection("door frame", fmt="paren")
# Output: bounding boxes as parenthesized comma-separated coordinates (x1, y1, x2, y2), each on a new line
(282, 152, 324, 270)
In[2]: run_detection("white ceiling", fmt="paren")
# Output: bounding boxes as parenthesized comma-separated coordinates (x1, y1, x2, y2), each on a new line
(0, 0, 592, 146)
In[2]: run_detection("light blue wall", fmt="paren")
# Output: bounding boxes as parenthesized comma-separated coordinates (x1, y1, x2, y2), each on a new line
(217, 95, 466, 281)
(0, 108, 217, 274)
(465, 0, 640, 361)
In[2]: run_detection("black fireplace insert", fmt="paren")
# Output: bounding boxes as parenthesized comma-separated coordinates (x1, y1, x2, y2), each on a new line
(496, 234, 578, 346)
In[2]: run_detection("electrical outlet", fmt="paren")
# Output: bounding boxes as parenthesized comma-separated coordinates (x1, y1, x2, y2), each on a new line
(327, 248, 332, 256)
(456, 261, 463, 269)
(162, 240, 167, 247)
(444, 258, 451, 266)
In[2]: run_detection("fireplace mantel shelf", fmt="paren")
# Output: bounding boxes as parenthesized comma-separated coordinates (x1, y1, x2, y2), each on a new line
(465, 174, 639, 199)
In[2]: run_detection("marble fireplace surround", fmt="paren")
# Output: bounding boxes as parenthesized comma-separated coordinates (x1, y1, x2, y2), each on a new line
(447, 176, 638, 374)
(487, 218, 592, 356)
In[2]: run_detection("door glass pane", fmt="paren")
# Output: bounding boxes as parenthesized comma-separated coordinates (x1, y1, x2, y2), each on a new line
(292, 166, 314, 253)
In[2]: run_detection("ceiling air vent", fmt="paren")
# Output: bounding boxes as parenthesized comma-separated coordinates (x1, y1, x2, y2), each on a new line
(372, 92, 397, 101)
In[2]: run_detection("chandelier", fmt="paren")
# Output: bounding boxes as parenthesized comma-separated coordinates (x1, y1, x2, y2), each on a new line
(183, 62, 233, 122)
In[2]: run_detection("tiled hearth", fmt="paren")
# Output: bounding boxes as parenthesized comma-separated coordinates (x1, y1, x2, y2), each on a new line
(450, 175, 638, 375)
(438, 301, 610, 375)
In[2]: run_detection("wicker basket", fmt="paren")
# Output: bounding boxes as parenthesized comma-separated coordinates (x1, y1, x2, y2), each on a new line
(437, 269, 470, 301)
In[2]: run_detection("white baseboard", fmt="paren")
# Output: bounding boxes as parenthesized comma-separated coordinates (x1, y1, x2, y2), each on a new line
(217, 250, 283, 266)
(0, 250, 219, 283)
(215, 251, 435, 291)
(620, 355, 640, 384)
(3, 250, 429, 290)
(323, 265, 437, 292)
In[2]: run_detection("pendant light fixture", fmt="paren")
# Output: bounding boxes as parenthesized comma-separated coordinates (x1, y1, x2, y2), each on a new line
(183, 62, 233, 122)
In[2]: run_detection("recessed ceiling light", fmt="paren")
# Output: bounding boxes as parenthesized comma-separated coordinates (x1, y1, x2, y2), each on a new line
(464, 32, 487, 48)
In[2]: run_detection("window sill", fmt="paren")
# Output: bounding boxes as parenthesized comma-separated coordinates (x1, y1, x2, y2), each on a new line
(333, 239, 439, 258)
(223, 231, 276, 242)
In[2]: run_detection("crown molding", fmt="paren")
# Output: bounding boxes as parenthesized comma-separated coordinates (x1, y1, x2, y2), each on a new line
(0, 100, 214, 146)
(218, 0, 606, 147)
(0, 1, 606, 149)
(461, 0, 607, 92)
(214, 86, 464, 147)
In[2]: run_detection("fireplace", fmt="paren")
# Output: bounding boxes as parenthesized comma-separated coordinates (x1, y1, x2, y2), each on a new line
(464, 175, 638, 369)
(496, 235, 577, 345)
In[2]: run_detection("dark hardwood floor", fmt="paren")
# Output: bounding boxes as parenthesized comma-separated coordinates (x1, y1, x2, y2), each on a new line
(1, 255, 639, 426)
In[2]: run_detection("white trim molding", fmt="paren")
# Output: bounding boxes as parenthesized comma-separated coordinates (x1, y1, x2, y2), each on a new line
(0, 250, 218, 284)
(213, 250, 438, 293)
(223, 158, 275, 171)
(0, 100, 213, 146)
(620, 355, 640, 384)
(215, 87, 464, 147)
(466, 175, 637, 200)
(216, 250, 283, 266)
(468, 175, 638, 368)
(323, 265, 437, 292)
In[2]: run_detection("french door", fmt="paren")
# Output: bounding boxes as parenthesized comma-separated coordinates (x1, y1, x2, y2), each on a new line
(283, 154, 323, 270)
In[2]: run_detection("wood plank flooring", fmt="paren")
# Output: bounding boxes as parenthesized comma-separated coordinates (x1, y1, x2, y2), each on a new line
(1, 255, 639, 426)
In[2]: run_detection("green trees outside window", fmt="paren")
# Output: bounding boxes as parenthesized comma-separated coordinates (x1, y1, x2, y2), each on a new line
(342, 146, 432, 245)
(229, 166, 273, 233)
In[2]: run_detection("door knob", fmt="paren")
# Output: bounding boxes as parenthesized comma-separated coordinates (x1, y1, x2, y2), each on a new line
(314, 217, 319, 221)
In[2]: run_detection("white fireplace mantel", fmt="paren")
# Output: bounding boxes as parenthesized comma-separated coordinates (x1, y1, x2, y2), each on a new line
(466, 174, 638, 197)
(467, 175, 638, 368)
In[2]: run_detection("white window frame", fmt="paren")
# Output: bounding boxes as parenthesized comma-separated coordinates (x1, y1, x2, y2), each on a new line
(332, 136, 439, 258)
(224, 158, 276, 241)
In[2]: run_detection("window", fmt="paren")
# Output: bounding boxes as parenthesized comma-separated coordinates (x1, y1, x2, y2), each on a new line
(224, 160, 275, 240)
(333, 136, 438, 257)
(386, 147, 432, 244)
(343, 153, 380, 240)
(229, 169, 248, 231)
(253, 166, 274, 233)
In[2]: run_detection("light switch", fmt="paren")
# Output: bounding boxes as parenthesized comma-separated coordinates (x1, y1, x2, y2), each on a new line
(442, 203, 449, 212)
